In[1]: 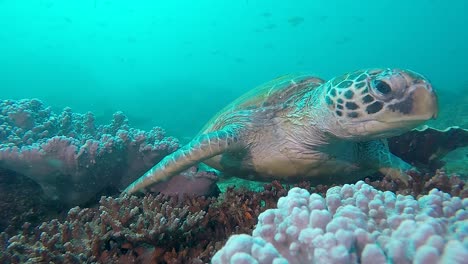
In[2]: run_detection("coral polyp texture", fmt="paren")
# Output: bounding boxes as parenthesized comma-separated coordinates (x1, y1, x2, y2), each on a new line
(0, 176, 466, 263)
(0, 99, 179, 205)
(0, 184, 288, 263)
(213, 181, 468, 264)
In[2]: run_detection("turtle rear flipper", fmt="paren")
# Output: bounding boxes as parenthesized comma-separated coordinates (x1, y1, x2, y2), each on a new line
(123, 128, 242, 195)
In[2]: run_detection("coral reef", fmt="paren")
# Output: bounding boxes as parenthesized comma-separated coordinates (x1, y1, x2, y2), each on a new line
(366, 170, 468, 199)
(213, 181, 468, 263)
(0, 168, 63, 232)
(1, 170, 465, 263)
(0, 99, 182, 205)
(1, 99, 467, 263)
(0, 182, 292, 264)
(1, 98, 466, 207)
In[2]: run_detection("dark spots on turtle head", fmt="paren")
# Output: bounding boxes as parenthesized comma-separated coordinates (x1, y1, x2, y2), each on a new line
(388, 96, 414, 114)
(362, 94, 374, 104)
(337, 80, 353, 89)
(356, 74, 367, 82)
(366, 101, 384, 114)
(329, 88, 337, 97)
(335, 110, 343, 116)
(337, 104, 343, 110)
(344, 90, 354, 99)
(337, 98, 344, 104)
(345, 102, 359, 110)
(360, 88, 369, 95)
(332, 75, 347, 86)
(355, 82, 366, 89)
(347, 112, 359, 118)
(325, 96, 334, 106)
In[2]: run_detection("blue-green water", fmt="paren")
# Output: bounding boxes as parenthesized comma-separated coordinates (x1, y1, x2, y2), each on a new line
(1, 0, 467, 138)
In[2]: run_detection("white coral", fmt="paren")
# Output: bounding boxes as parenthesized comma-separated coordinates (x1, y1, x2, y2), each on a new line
(212, 181, 468, 264)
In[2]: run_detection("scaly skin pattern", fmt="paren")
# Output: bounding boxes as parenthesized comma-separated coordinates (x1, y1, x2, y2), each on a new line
(124, 68, 438, 195)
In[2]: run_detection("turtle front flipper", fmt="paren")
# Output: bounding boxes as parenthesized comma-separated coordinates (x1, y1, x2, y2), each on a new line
(123, 128, 242, 195)
(358, 139, 413, 185)
(374, 142, 415, 185)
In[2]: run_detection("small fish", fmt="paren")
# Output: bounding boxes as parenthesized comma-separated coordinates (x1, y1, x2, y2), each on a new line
(288, 16, 305, 27)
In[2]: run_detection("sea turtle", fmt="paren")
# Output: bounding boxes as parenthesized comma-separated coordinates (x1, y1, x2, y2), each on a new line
(123, 68, 438, 194)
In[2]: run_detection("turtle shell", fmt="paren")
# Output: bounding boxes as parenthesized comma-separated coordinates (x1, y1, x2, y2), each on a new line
(200, 73, 325, 134)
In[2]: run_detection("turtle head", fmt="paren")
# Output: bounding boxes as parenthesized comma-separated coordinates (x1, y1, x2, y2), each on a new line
(323, 68, 438, 140)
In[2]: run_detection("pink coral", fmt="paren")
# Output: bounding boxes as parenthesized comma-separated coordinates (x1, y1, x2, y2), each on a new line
(0, 99, 181, 205)
(213, 181, 468, 263)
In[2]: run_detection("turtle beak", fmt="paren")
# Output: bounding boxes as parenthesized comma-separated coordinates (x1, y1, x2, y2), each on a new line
(411, 84, 438, 121)
(377, 82, 438, 124)
(430, 91, 439, 120)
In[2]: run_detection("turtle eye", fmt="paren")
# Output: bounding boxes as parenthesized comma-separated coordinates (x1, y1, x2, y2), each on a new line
(373, 80, 392, 95)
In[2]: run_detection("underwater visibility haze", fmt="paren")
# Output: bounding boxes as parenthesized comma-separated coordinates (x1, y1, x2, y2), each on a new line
(1, 0, 467, 137)
(0, 0, 467, 263)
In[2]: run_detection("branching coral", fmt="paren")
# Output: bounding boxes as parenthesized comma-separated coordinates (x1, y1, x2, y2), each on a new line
(366, 169, 467, 198)
(0, 182, 293, 263)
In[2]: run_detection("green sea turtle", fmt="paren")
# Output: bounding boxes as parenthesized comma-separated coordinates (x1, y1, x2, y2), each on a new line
(123, 68, 438, 194)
